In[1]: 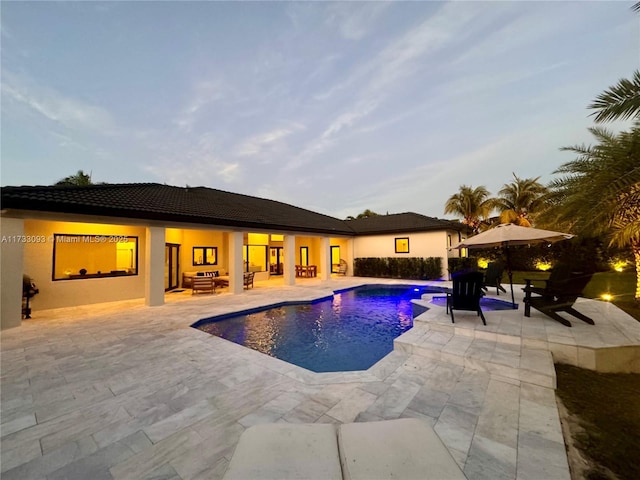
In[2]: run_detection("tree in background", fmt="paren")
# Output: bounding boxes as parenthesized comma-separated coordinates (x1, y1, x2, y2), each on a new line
(55, 170, 93, 186)
(544, 72, 640, 300)
(346, 209, 380, 220)
(494, 173, 548, 227)
(444, 185, 494, 234)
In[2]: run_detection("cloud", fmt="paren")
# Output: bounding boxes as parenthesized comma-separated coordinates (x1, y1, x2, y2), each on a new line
(141, 126, 242, 187)
(173, 79, 229, 131)
(144, 154, 240, 187)
(324, 3, 391, 40)
(50, 132, 90, 151)
(321, 100, 378, 139)
(235, 124, 303, 157)
(292, 3, 484, 171)
(1, 71, 116, 133)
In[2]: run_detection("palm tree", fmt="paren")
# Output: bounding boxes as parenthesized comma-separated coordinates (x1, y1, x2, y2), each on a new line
(444, 185, 495, 234)
(587, 68, 640, 301)
(588, 70, 640, 123)
(55, 170, 93, 186)
(546, 125, 640, 299)
(494, 173, 547, 226)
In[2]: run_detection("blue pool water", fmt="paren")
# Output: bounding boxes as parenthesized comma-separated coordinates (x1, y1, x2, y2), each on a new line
(430, 296, 518, 310)
(193, 285, 445, 372)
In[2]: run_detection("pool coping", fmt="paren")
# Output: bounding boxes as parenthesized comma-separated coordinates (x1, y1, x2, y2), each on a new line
(190, 283, 446, 382)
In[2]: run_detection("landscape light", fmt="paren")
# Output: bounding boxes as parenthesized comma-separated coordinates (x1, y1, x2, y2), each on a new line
(611, 260, 627, 273)
(535, 260, 552, 271)
(600, 293, 613, 302)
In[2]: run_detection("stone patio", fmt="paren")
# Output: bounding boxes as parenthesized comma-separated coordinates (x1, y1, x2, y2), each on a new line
(2, 277, 639, 480)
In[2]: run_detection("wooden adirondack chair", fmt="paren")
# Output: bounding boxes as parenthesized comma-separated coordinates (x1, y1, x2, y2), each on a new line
(523, 268, 594, 327)
(482, 261, 507, 295)
(446, 271, 487, 325)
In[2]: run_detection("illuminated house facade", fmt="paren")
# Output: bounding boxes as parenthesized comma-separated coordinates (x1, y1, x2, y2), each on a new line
(0, 183, 466, 329)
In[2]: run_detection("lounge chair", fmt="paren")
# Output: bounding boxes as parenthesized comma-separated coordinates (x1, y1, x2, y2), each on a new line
(243, 271, 255, 289)
(222, 418, 466, 480)
(482, 261, 507, 295)
(446, 271, 486, 325)
(192, 276, 215, 294)
(523, 269, 594, 327)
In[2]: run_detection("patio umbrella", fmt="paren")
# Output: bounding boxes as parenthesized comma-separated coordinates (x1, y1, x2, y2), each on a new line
(453, 224, 575, 308)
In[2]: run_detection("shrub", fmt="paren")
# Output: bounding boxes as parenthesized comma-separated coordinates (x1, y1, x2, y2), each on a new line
(447, 257, 478, 276)
(354, 257, 442, 280)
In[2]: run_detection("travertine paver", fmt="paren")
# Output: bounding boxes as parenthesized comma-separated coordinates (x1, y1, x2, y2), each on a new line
(2, 276, 631, 479)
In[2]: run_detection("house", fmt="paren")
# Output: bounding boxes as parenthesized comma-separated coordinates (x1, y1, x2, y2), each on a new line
(347, 212, 467, 260)
(0, 183, 467, 329)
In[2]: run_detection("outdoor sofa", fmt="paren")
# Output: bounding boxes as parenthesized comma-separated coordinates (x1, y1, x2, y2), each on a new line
(182, 270, 229, 288)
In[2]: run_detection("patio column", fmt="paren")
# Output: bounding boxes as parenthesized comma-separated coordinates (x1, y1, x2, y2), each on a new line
(145, 227, 165, 306)
(1, 217, 24, 330)
(283, 235, 295, 286)
(320, 237, 331, 280)
(228, 231, 244, 294)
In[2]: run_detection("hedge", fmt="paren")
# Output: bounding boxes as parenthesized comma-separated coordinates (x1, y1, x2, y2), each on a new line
(354, 257, 442, 280)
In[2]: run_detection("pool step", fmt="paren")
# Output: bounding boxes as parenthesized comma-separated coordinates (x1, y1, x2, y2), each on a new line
(394, 327, 556, 389)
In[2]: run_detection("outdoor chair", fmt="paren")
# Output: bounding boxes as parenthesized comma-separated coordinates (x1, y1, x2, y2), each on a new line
(337, 259, 348, 275)
(446, 271, 487, 325)
(482, 261, 507, 295)
(522, 269, 594, 327)
(244, 272, 255, 289)
(192, 276, 215, 295)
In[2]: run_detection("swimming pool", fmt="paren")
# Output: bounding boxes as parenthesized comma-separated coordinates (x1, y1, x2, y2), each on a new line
(192, 284, 445, 372)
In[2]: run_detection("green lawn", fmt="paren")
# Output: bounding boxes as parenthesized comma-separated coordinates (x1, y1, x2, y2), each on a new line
(556, 364, 640, 480)
(509, 271, 639, 321)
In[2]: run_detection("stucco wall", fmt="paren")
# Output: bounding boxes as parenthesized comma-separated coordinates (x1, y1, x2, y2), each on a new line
(177, 228, 229, 275)
(294, 236, 322, 270)
(23, 220, 147, 310)
(1, 217, 25, 329)
(353, 231, 450, 278)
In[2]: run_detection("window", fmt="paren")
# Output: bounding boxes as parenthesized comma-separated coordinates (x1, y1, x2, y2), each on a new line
(192, 246, 217, 266)
(52, 234, 138, 280)
(447, 235, 452, 247)
(395, 237, 409, 253)
(300, 246, 309, 266)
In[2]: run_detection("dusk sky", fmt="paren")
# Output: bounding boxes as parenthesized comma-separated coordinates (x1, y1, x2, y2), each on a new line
(1, 2, 637, 220)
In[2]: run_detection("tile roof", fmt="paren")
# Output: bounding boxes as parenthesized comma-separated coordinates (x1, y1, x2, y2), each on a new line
(1, 183, 354, 235)
(344, 212, 465, 234)
(1, 184, 464, 236)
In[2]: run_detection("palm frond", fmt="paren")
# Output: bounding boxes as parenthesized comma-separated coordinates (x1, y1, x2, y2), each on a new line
(588, 70, 640, 123)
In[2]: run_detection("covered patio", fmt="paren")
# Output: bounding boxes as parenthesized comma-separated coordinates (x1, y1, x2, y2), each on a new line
(2, 277, 639, 479)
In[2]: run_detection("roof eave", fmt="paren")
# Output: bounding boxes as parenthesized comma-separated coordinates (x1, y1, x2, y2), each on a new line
(1, 200, 355, 236)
